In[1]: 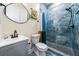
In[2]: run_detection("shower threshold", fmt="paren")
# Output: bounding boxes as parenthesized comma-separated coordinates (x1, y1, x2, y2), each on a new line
(46, 41, 74, 56)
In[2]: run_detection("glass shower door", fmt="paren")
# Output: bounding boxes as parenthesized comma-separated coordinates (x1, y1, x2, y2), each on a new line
(46, 3, 79, 55)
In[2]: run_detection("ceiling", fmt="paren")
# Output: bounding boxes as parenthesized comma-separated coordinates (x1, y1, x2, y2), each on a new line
(43, 3, 53, 8)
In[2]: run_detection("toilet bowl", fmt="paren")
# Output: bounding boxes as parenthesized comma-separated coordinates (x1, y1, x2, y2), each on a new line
(36, 42, 48, 51)
(31, 34, 48, 56)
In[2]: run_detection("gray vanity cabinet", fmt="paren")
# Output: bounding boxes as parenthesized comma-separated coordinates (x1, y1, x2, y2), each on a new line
(0, 40, 29, 56)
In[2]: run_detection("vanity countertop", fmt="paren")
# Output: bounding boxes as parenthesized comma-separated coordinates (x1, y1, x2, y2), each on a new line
(0, 35, 30, 48)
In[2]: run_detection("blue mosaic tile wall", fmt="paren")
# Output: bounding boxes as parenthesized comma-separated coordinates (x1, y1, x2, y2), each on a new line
(46, 3, 79, 51)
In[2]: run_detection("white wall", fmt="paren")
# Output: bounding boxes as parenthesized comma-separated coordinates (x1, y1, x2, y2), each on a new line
(0, 3, 41, 39)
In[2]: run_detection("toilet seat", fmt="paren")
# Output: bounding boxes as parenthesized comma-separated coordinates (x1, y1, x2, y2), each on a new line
(36, 42, 48, 51)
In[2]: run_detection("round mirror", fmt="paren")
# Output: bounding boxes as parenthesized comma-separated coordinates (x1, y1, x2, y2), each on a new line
(5, 3, 30, 24)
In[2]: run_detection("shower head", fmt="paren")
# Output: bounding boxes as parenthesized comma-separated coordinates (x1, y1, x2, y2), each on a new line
(65, 7, 72, 13)
(0, 3, 6, 7)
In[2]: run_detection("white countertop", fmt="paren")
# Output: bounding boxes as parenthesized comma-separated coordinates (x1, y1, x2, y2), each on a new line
(0, 35, 29, 48)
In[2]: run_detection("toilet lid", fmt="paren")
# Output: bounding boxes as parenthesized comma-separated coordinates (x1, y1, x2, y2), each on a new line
(36, 42, 48, 50)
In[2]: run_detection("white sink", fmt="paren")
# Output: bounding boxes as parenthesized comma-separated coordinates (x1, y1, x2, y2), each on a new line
(0, 35, 29, 48)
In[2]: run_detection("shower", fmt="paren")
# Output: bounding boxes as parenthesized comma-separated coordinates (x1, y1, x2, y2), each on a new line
(46, 3, 79, 55)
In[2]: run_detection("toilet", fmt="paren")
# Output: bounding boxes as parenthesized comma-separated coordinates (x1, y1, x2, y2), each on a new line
(31, 34, 48, 56)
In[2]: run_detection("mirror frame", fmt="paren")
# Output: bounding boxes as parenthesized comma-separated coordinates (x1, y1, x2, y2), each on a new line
(4, 3, 30, 24)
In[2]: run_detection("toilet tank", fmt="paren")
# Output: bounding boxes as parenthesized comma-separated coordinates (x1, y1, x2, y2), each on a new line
(31, 34, 40, 44)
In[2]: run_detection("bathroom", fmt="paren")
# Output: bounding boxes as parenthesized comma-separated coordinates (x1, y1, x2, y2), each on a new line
(0, 3, 79, 56)
(0, 3, 42, 56)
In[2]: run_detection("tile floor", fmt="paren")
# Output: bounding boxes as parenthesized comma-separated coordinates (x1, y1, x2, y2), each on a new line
(27, 48, 63, 56)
